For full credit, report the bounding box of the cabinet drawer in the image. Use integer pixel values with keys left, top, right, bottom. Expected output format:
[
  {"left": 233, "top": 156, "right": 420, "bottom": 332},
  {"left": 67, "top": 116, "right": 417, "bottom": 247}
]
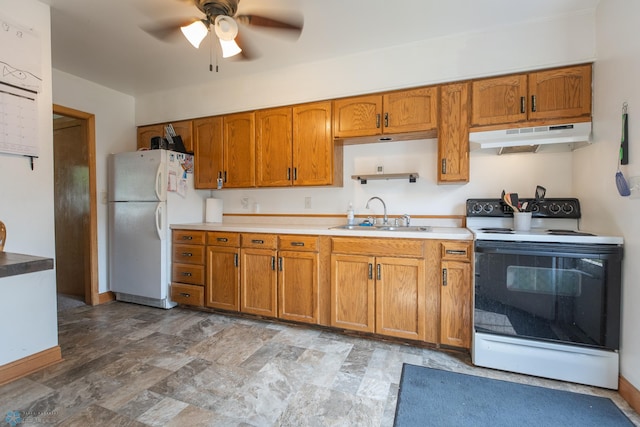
[
  {"left": 207, "top": 231, "right": 240, "bottom": 247},
  {"left": 172, "top": 263, "right": 205, "bottom": 285},
  {"left": 331, "top": 237, "right": 424, "bottom": 257},
  {"left": 278, "top": 235, "right": 319, "bottom": 252},
  {"left": 441, "top": 241, "right": 472, "bottom": 262},
  {"left": 241, "top": 233, "right": 277, "bottom": 249},
  {"left": 171, "top": 283, "right": 204, "bottom": 306},
  {"left": 173, "top": 244, "right": 205, "bottom": 264},
  {"left": 173, "top": 230, "right": 206, "bottom": 245}
]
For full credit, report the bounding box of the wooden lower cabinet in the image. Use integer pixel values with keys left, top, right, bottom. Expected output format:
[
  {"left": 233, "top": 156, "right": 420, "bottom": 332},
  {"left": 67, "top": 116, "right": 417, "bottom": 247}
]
[
  {"left": 205, "top": 232, "right": 240, "bottom": 311},
  {"left": 240, "top": 247, "right": 278, "bottom": 317},
  {"left": 278, "top": 250, "right": 319, "bottom": 323},
  {"left": 171, "top": 230, "right": 206, "bottom": 307},
  {"left": 330, "top": 238, "right": 426, "bottom": 341},
  {"left": 439, "top": 241, "right": 473, "bottom": 348}
]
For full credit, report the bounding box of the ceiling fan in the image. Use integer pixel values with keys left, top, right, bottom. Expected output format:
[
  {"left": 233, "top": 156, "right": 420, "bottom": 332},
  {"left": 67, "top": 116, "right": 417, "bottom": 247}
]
[{"left": 153, "top": 0, "right": 304, "bottom": 60}]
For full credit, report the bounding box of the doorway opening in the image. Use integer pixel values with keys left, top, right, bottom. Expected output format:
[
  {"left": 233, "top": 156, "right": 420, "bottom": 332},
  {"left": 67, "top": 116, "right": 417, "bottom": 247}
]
[{"left": 52, "top": 104, "right": 99, "bottom": 306}]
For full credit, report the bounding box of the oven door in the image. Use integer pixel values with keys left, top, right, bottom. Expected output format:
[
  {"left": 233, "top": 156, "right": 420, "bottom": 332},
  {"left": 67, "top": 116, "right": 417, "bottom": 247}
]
[{"left": 474, "top": 240, "right": 622, "bottom": 350}]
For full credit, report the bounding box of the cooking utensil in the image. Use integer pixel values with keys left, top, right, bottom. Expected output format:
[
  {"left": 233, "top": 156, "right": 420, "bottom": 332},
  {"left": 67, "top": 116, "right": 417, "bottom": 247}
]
[
  {"left": 535, "top": 185, "right": 546, "bottom": 201},
  {"left": 510, "top": 193, "right": 520, "bottom": 211},
  {"left": 501, "top": 190, "right": 518, "bottom": 212},
  {"left": 616, "top": 103, "right": 631, "bottom": 197}
]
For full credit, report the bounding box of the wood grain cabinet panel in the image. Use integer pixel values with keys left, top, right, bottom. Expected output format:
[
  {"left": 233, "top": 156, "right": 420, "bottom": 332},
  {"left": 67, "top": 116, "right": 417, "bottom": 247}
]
[
  {"left": 278, "top": 250, "right": 319, "bottom": 323},
  {"left": 330, "top": 253, "right": 376, "bottom": 332},
  {"left": 471, "top": 74, "right": 528, "bottom": 126},
  {"left": 241, "top": 247, "right": 278, "bottom": 317},
  {"left": 193, "top": 116, "right": 223, "bottom": 189},
  {"left": 439, "top": 240, "right": 473, "bottom": 349},
  {"left": 223, "top": 112, "right": 255, "bottom": 188},
  {"left": 171, "top": 230, "right": 206, "bottom": 307},
  {"left": 256, "top": 107, "right": 293, "bottom": 187},
  {"left": 383, "top": 87, "right": 438, "bottom": 134},
  {"left": 438, "top": 82, "right": 470, "bottom": 183},
  {"left": 136, "top": 124, "right": 164, "bottom": 150},
  {"left": 205, "top": 244, "right": 240, "bottom": 312}
]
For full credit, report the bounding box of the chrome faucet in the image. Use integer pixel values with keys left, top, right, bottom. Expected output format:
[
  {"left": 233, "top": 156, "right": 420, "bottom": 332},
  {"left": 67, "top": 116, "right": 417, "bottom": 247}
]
[{"left": 366, "top": 197, "right": 388, "bottom": 225}]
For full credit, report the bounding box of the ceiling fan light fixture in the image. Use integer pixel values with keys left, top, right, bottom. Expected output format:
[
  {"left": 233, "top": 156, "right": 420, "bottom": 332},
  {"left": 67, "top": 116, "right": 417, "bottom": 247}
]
[
  {"left": 181, "top": 20, "right": 209, "bottom": 48},
  {"left": 219, "top": 38, "right": 242, "bottom": 58},
  {"left": 214, "top": 15, "right": 239, "bottom": 41}
]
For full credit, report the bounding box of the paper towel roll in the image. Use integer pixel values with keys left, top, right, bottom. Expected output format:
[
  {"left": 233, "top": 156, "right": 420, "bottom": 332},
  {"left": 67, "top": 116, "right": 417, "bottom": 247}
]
[{"left": 205, "top": 198, "right": 223, "bottom": 223}]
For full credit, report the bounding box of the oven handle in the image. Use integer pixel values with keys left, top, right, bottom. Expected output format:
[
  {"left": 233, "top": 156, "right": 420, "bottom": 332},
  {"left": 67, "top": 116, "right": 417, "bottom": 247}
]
[{"left": 475, "top": 241, "right": 623, "bottom": 258}]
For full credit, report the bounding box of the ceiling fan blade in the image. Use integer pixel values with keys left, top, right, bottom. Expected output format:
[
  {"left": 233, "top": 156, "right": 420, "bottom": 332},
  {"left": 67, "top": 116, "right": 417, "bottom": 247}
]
[
  {"left": 141, "top": 18, "right": 199, "bottom": 42},
  {"left": 235, "top": 13, "right": 303, "bottom": 37},
  {"left": 232, "top": 31, "right": 260, "bottom": 61}
]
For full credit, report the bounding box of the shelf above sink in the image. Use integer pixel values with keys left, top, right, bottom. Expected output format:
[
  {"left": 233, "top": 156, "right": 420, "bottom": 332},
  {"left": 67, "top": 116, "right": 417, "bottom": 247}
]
[{"left": 351, "top": 172, "right": 419, "bottom": 184}]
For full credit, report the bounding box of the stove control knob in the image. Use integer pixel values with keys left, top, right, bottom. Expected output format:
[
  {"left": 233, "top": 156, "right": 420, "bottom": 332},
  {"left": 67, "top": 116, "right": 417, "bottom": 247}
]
[
  {"left": 548, "top": 203, "right": 561, "bottom": 214},
  {"left": 483, "top": 204, "right": 494, "bottom": 213},
  {"left": 562, "top": 203, "right": 574, "bottom": 214},
  {"left": 471, "top": 203, "right": 483, "bottom": 214}
]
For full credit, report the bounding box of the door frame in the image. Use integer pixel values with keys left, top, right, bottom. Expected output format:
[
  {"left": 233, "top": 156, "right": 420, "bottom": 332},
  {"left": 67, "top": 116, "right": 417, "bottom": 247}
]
[{"left": 53, "top": 104, "right": 99, "bottom": 305}]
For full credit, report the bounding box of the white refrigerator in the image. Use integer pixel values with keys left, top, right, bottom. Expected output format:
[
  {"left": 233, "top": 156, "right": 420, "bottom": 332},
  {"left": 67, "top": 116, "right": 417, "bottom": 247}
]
[{"left": 108, "top": 149, "right": 204, "bottom": 309}]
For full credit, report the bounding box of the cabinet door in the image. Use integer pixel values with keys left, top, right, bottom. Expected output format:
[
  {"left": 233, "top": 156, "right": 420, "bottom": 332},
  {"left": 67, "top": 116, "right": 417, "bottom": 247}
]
[
  {"left": 440, "top": 260, "right": 472, "bottom": 348},
  {"left": 333, "top": 95, "right": 383, "bottom": 138},
  {"left": 205, "top": 246, "right": 240, "bottom": 311},
  {"left": 256, "top": 107, "right": 293, "bottom": 187},
  {"left": 241, "top": 248, "right": 278, "bottom": 317},
  {"left": 438, "top": 83, "right": 470, "bottom": 183},
  {"left": 170, "top": 120, "right": 194, "bottom": 153},
  {"left": 471, "top": 74, "right": 528, "bottom": 126},
  {"left": 193, "top": 116, "right": 223, "bottom": 189},
  {"left": 528, "top": 64, "right": 592, "bottom": 121},
  {"left": 223, "top": 112, "right": 255, "bottom": 188},
  {"left": 375, "top": 257, "right": 425, "bottom": 340},
  {"left": 383, "top": 87, "right": 438, "bottom": 134},
  {"left": 293, "top": 101, "right": 335, "bottom": 186},
  {"left": 278, "top": 250, "right": 319, "bottom": 324},
  {"left": 137, "top": 124, "right": 164, "bottom": 150},
  {"left": 330, "top": 253, "right": 375, "bottom": 332}
]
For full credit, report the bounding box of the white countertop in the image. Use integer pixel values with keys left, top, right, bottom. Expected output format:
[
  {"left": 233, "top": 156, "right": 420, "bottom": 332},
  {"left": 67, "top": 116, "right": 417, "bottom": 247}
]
[{"left": 171, "top": 221, "right": 472, "bottom": 240}]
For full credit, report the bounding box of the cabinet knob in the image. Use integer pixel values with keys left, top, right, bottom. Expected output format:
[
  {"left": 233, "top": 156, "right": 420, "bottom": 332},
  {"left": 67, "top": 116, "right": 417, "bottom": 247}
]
[
  {"left": 520, "top": 96, "right": 526, "bottom": 114},
  {"left": 251, "top": 239, "right": 265, "bottom": 244},
  {"left": 442, "top": 268, "right": 448, "bottom": 286},
  {"left": 531, "top": 95, "right": 537, "bottom": 112},
  {"left": 290, "top": 242, "right": 305, "bottom": 247},
  {"left": 217, "top": 237, "right": 228, "bottom": 242},
  {"left": 181, "top": 252, "right": 193, "bottom": 257},
  {"left": 179, "top": 292, "right": 191, "bottom": 298},
  {"left": 445, "top": 249, "right": 467, "bottom": 256},
  {"left": 181, "top": 272, "right": 192, "bottom": 277},
  {"left": 182, "top": 236, "right": 193, "bottom": 240}
]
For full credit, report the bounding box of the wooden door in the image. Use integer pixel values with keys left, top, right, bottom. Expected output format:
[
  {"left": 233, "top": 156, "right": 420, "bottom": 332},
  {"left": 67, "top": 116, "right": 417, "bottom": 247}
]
[
  {"left": 240, "top": 248, "right": 278, "bottom": 317},
  {"left": 293, "top": 101, "right": 334, "bottom": 186},
  {"left": 137, "top": 124, "right": 164, "bottom": 150},
  {"left": 333, "top": 95, "right": 382, "bottom": 138},
  {"left": 375, "top": 256, "right": 425, "bottom": 340},
  {"left": 255, "top": 107, "right": 293, "bottom": 187},
  {"left": 169, "top": 120, "right": 193, "bottom": 153},
  {"left": 193, "top": 116, "right": 223, "bottom": 189},
  {"left": 278, "top": 250, "right": 319, "bottom": 323},
  {"left": 528, "top": 64, "right": 592, "bottom": 121},
  {"left": 205, "top": 246, "right": 240, "bottom": 311},
  {"left": 223, "top": 112, "right": 255, "bottom": 188},
  {"left": 440, "top": 260, "right": 472, "bottom": 348},
  {"left": 330, "top": 253, "right": 375, "bottom": 332},
  {"left": 53, "top": 117, "right": 90, "bottom": 298},
  {"left": 471, "top": 74, "right": 528, "bottom": 126},
  {"left": 383, "top": 87, "right": 438, "bottom": 134},
  {"left": 438, "top": 83, "right": 470, "bottom": 183}
]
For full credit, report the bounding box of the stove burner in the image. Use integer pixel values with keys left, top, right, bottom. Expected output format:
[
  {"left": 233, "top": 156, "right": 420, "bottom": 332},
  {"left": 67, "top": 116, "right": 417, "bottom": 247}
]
[
  {"left": 547, "top": 229, "right": 595, "bottom": 236},
  {"left": 480, "top": 227, "right": 514, "bottom": 234}
]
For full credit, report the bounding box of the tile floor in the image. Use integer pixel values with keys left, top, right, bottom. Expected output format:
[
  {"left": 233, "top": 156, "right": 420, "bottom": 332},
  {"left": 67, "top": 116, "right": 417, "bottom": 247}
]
[{"left": 1, "top": 302, "right": 638, "bottom": 426}]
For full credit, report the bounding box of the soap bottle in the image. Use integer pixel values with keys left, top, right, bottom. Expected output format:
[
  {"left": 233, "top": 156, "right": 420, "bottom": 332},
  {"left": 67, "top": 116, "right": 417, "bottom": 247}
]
[{"left": 347, "top": 202, "right": 355, "bottom": 225}]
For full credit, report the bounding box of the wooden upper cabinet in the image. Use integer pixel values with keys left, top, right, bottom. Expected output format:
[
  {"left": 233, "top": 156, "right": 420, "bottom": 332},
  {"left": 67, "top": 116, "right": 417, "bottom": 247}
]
[
  {"left": 137, "top": 124, "right": 164, "bottom": 150},
  {"left": 333, "top": 95, "right": 383, "bottom": 138},
  {"left": 293, "top": 101, "right": 336, "bottom": 186},
  {"left": 256, "top": 107, "right": 293, "bottom": 187},
  {"left": 383, "top": 87, "right": 438, "bottom": 134},
  {"left": 438, "top": 82, "right": 470, "bottom": 184},
  {"left": 471, "top": 64, "right": 592, "bottom": 127},
  {"left": 193, "top": 116, "right": 223, "bottom": 189},
  {"left": 223, "top": 112, "right": 255, "bottom": 188},
  {"left": 471, "top": 74, "right": 528, "bottom": 126},
  {"left": 528, "top": 64, "right": 592, "bottom": 121},
  {"left": 333, "top": 88, "right": 438, "bottom": 139},
  {"left": 170, "top": 120, "right": 194, "bottom": 153}
]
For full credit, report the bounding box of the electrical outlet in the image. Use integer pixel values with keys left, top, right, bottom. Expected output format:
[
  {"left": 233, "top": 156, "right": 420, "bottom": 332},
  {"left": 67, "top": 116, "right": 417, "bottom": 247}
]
[
  {"left": 304, "top": 196, "right": 312, "bottom": 209},
  {"left": 376, "top": 164, "right": 384, "bottom": 174},
  {"left": 629, "top": 176, "right": 640, "bottom": 199},
  {"left": 241, "top": 197, "right": 249, "bottom": 209}
]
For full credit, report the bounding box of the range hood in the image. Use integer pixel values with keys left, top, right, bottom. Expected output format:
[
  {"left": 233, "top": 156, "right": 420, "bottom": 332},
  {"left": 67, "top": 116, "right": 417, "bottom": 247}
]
[{"left": 469, "top": 122, "right": 592, "bottom": 155}]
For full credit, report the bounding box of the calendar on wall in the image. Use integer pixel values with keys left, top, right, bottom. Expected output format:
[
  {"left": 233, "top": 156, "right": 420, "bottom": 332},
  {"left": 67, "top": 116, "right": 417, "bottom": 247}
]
[{"left": 0, "top": 13, "right": 41, "bottom": 157}]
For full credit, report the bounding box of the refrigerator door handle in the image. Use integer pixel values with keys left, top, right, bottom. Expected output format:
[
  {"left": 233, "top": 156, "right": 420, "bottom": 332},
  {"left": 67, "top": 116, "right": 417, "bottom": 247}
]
[
  {"left": 155, "top": 202, "right": 164, "bottom": 240},
  {"left": 155, "top": 163, "right": 166, "bottom": 201}
]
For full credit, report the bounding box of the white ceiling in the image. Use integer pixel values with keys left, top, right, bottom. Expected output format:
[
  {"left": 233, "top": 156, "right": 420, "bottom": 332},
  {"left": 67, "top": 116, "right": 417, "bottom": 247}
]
[{"left": 39, "top": 0, "right": 599, "bottom": 97}]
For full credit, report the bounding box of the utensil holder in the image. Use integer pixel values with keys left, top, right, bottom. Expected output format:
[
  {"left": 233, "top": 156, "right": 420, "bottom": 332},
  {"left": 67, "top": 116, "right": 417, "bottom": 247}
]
[{"left": 513, "top": 212, "right": 532, "bottom": 231}]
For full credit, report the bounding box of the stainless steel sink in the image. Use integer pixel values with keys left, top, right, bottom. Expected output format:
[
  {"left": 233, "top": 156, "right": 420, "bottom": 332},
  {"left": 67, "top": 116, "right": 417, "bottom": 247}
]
[{"left": 330, "top": 224, "right": 431, "bottom": 232}]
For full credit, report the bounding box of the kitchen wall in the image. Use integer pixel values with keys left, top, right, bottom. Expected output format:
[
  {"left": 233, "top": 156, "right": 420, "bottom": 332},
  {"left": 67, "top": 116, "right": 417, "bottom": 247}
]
[
  {"left": 52, "top": 69, "right": 135, "bottom": 295},
  {"left": 575, "top": 0, "right": 640, "bottom": 393},
  {"left": 0, "top": 0, "right": 57, "bottom": 365}
]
